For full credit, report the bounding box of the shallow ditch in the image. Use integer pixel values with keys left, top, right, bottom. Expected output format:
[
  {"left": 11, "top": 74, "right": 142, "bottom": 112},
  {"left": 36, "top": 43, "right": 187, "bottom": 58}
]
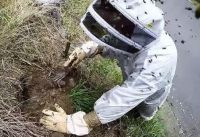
[{"left": 16, "top": 69, "right": 76, "bottom": 125}]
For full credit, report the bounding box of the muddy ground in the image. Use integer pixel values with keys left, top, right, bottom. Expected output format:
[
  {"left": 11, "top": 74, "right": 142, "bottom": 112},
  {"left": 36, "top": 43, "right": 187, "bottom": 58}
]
[
  {"left": 16, "top": 69, "right": 123, "bottom": 137},
  {"left": 17, "top": 69, "right": 77, "bottom": 121}
]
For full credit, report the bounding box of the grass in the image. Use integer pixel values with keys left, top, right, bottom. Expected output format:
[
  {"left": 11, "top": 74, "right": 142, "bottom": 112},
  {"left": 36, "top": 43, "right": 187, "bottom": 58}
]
[
  {"left": 62, "top": 0, "right": 92, "bottom": 42},
  {"left": 69, "top": 53, "right": 123, "bottom": 113},
  {"left": 124, "top": 115, "right": 165, "bottom": 137},
  {"left": 83, "top": 57, "right": 123, "bottom": 90},
  {"left": 70, "top": 81, "right": 99, "bottom": 113},
  {"left": 0, "top": 0, "right": 169, "bottom": 136},
  {"left": 70, "top": 57, "right": 123, "bottom": 113}
]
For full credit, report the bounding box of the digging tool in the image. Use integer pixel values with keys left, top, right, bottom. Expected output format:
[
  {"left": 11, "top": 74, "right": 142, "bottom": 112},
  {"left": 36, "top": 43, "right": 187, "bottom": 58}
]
[
  {"left": 51, "top": 47, "right": 87, "bottom": 87},
  {"left": 51, "top": 67, "right": 72, "bottom": 87},
  {"left": 51, "top": 41, "right": 103, "bottom": 86}
]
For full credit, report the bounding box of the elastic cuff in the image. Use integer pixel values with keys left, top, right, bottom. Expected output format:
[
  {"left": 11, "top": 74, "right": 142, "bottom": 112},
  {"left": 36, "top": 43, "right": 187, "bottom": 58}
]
[{"left": 83, "top": 111, "right": 101, "bottom": 128}]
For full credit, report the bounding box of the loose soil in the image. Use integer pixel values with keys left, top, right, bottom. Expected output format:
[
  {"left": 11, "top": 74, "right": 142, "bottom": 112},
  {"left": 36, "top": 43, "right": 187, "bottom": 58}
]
[
  {"left": 16, "top": 68, "right": 123, "bottom": 137},
  {"left": 17, "top": 68, "right": 78, "bottom": 121}
]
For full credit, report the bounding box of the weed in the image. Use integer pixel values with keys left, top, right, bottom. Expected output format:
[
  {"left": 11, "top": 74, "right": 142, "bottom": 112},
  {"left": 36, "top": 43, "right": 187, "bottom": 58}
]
[{"left": 70, "top": 81, "right": 99, "bottom": 113}]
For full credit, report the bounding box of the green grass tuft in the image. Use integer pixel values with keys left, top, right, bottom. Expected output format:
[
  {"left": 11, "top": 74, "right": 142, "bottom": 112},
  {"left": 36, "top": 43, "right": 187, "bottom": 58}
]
[
  {"left": 70, "top": 81, "right": 99, "bottom": 113},
  {"left": 124, "top": 114, "right": 165, "bottom": 137},
  {"left": 70, "top": 57, "right": 123, "bottom": 113}
]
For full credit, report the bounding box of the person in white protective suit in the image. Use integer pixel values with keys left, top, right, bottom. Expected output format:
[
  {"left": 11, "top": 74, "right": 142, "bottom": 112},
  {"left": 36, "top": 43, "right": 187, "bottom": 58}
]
[{"left": 40, "top": 0, "right": 177, "bottom": 136}]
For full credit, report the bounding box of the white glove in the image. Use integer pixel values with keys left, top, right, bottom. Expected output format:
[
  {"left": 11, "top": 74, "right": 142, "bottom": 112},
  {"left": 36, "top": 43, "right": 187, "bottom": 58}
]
[
  {"left": 40, "top": 104, "right": 90, "bottom": 136},
  {"left": 64, "top": 41, "right": 101, "bottom": 68},
  {"left": 63, "top": 47, "right": 86, "bottom": 68},
  {"left": 81, "top": 41, "right": 99, "bottom": 57}
]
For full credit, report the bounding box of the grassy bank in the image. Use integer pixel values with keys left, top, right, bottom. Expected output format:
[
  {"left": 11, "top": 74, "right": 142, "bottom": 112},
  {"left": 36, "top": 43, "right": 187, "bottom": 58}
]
[
  {"left": 0, "top": 0, "right": 169, "bottom": 137},
  {"left": 0, "top": 0, "right": 67, "bottom": 136}
]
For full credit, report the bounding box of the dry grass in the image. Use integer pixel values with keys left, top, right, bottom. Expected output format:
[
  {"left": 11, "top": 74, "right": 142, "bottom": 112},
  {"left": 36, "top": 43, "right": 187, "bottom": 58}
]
[
  {"left": 62, "top": 0, "right": 91, "bottom": 42},
  {"left": 0, "top": 101, "right": 47, "bottom": 137},
  {"left": 0, "top": 0, "right": 68, "bottom": 136}
]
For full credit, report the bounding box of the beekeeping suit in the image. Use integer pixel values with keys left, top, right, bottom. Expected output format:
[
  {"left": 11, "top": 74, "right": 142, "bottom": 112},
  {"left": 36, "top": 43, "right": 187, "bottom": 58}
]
[{"left": 40, "top": 0, "right": 177, "bottom": 136}]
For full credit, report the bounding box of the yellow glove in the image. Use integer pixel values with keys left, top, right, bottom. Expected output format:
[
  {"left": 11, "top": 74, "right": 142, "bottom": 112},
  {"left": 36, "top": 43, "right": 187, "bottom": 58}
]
[
  {"left": 40, "top": 104, "right": 91, "bottom": 136},
  {"left": 40, "top": 104, "right": 68, "bottom": 133},
  {"left": 64, "top": 41, "right": 102, "bottom": 68}
]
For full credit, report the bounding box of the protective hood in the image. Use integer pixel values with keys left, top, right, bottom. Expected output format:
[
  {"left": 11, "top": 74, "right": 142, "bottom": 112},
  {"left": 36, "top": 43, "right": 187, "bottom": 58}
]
[{"left": 80, "top": 0, "right": 165, "bottom": 54}]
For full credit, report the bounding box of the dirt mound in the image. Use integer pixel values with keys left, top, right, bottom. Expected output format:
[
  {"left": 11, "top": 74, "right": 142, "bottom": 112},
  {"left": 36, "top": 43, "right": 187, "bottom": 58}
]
[
  {"left": 17, "top": 69, "right": 78, "bottom": 121},
  {"left": 16, "top": 69, "right": 78, "bottom": 137},
  {"left": 15, "top": 68, "right": 125, "bottom": 137}
]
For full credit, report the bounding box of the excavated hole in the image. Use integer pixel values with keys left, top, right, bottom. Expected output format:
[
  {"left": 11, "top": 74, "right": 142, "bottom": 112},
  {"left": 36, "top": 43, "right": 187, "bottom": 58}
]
[
  {"left": 16, "top": 68, "right": 125, "bottom": 137},
  {"left": 16, "top": 68, "right": 78, "bottom": 122}
]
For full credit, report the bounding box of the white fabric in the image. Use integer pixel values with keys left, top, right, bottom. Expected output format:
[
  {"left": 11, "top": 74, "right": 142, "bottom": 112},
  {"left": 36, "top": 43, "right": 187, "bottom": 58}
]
[
  {"left": 95, "top": 32, "right": 177, "bottom": 124},
  {"left": 34, "top": 0, "right": 63, "bottom": 5},
  {"left": 67, "top": 111, "right": 91, "bottom": 136},
  {"left": 93, "top": 1, "right": 177, "bottom": 124},
  {"left": 81, "top": 41, "right": 99, "bottom": 57}
]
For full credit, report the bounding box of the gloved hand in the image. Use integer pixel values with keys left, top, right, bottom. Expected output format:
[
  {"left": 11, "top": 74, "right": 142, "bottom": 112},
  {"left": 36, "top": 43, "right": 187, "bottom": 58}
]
[
  {"left": 40, "top": 104, "right": 91, "bottom": 136},
  {"left": 64, "top": 41, "right": 102, "bottom": 68}
]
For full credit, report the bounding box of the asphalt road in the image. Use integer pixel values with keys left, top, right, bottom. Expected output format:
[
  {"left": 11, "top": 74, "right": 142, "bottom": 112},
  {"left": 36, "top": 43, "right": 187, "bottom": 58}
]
[{"left": 157, "top": 0, "right": 200, "bottom": 137}]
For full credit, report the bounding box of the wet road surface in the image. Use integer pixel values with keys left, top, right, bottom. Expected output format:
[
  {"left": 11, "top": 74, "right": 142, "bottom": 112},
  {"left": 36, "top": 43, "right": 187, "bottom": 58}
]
[{"left": 157, "top": 0, "right": 200, "bottom": 136}]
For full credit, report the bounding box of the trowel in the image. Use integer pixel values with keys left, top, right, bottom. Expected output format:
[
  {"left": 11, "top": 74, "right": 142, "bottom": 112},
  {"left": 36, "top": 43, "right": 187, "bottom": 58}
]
[{"left": 50, "top": 42, "right": 75, "bottom": 87}]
